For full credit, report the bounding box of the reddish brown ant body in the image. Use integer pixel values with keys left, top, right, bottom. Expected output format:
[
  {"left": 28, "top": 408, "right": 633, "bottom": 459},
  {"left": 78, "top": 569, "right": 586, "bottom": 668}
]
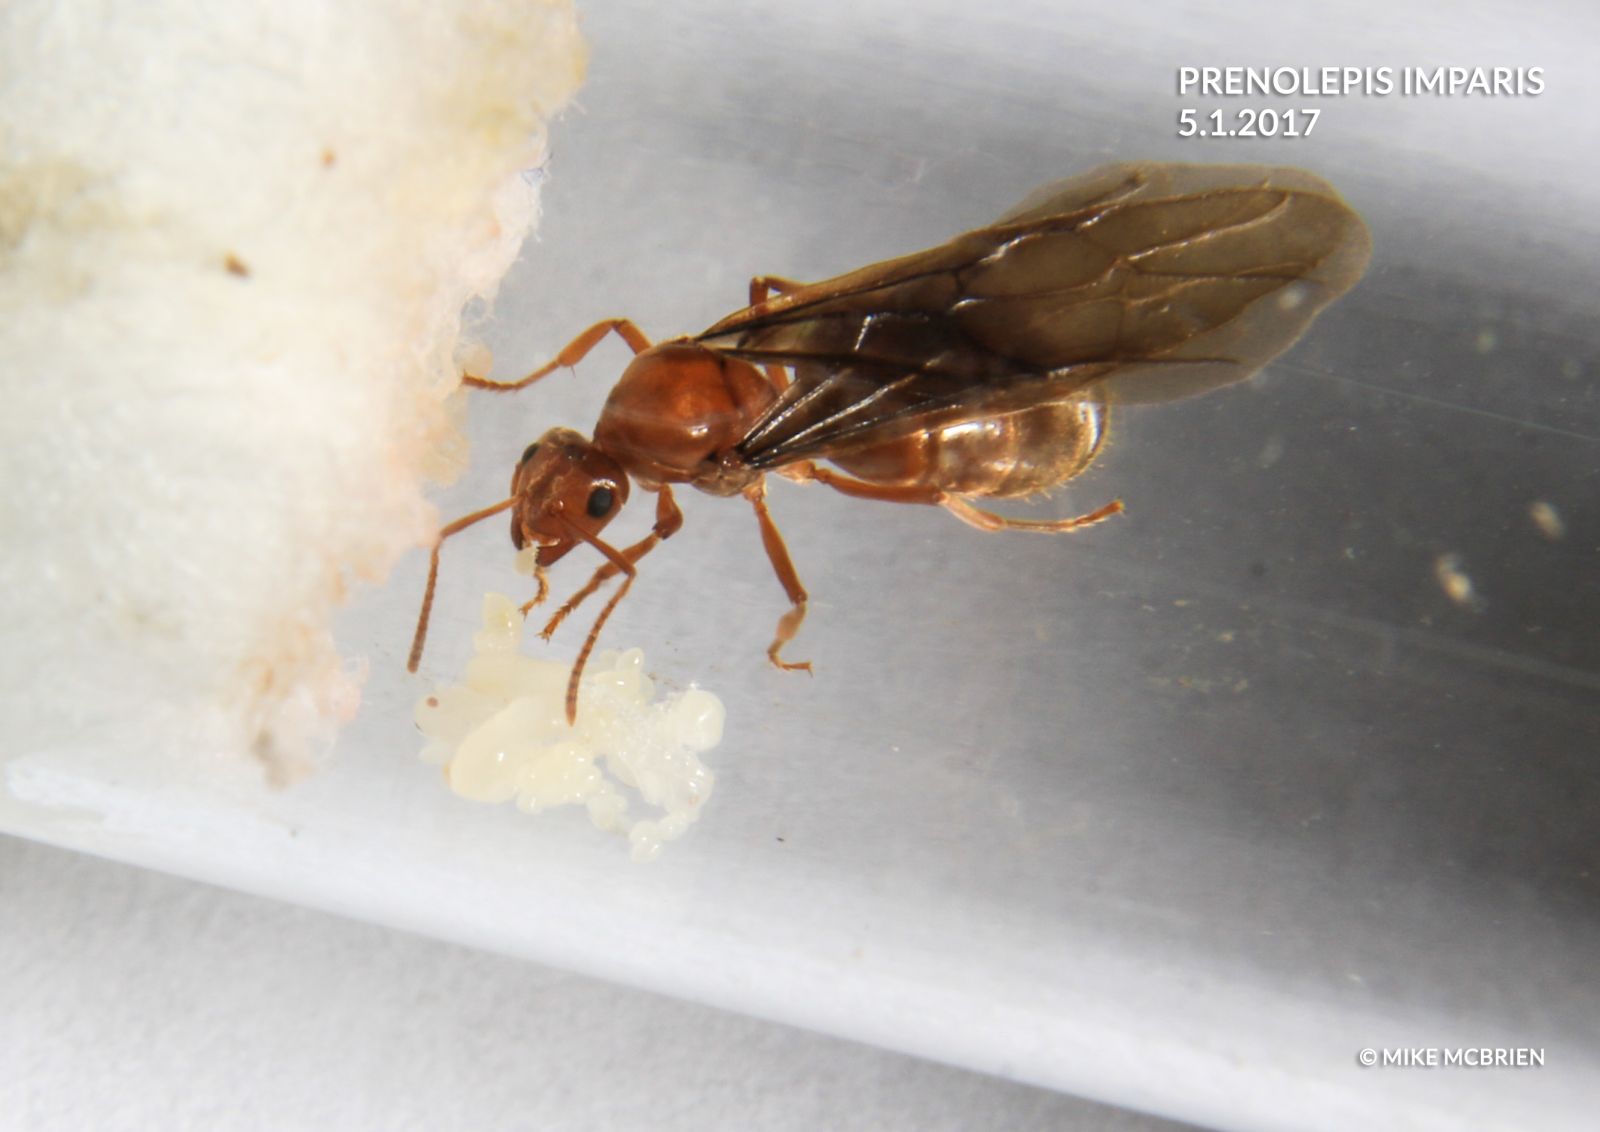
[{"left": 409, "top": 162, "right": 1371, "bottom": 722}]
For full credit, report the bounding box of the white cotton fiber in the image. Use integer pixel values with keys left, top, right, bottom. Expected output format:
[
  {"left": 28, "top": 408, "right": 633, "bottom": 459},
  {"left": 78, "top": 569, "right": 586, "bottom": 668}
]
[{"left": 0, "top": 1, "right": 585, "bottom": 780}]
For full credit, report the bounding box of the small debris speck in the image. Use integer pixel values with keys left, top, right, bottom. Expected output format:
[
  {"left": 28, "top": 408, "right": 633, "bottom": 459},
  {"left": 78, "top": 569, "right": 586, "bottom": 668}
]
[
  {"left": 1434, "top": 553, "right": 1483, "bottom": 610},
  {"left": 1528, "top": 500, "right": 1565, "bottom": 541}
]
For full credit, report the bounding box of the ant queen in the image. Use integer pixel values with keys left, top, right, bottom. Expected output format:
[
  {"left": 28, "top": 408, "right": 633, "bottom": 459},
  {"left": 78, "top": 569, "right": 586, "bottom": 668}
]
[{"left": 409, "top": 162, "right": 1371, "bottom": 722}]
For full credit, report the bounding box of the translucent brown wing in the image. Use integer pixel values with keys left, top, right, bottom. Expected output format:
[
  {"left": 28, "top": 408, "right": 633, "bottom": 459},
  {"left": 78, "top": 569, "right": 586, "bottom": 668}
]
[{"left": 699, "top": 162, "right": 1371, "bottom": 469}]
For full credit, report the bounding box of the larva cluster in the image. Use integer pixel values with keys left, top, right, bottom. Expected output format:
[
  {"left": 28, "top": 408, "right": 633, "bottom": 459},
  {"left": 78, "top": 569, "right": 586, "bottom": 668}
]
[{"left": 415, "top": 594, "right": 722, "bottom": 861}]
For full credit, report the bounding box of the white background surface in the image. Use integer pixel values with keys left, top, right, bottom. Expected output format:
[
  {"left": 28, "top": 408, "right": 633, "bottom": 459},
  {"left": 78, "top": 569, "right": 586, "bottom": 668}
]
[
  {"left": 0, "top": 834, "right": 1197, "bottom": 1131},
  {"left": 5, "top": 2, "right": 1599, "bottom": 1129}
]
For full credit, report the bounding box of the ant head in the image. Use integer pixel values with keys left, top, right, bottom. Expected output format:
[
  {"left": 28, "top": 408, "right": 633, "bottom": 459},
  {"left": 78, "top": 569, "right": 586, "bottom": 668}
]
[{"left": 510, "top": 428, "right": 630, "bottom": 566}]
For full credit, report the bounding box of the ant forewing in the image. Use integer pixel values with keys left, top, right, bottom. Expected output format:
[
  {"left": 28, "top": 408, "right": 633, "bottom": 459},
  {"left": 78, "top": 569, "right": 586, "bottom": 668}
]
[{"left": 409, "top": 161, "right": 1372, "bottom": 723}]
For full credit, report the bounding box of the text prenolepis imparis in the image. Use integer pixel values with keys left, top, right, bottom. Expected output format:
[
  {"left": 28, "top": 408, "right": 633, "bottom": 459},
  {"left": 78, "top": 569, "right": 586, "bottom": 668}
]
[{"left": 409, "top": 162, "right": 1371, "bottom": 722}]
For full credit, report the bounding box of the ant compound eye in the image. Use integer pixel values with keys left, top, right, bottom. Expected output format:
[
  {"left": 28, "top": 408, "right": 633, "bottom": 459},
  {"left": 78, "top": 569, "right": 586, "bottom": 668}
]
[
  {"left": 586, "top": 485, "right": 615, "bottom": 519},
  {"left": 520, "top": 442, "right": 540, "bottom": 464}
]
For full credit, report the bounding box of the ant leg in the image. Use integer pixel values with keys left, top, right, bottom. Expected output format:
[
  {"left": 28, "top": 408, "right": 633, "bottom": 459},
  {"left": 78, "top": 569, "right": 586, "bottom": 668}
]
[
  {"left": 782, "top": 461, "right": 1123, "bottom": 533},
  {"left": 552, "top": 487, "right": 685, "bottom": 724},
  {"left": 941, "top": 495, "right": 1124, "bottom": 534},
  {"left": 747, "top": 275, "right": 808, "bottom": 307},
  {"left": 461, "top": 318, "right": 652, "bottom": 393},
  {"left": 742, "top": 478, "right": 811, "bottom": 673},
  {"left": 539, "top": 486, "right": 683, "bottom": 640},
  {"left": 408, "top": 495, "right": 520, "bottom": 671},
  {"left": 779, "top": 461, "right": 945, "bottom": 505},
  {"left": 539, "top": 565, "right": 617, "bottom": 640},
  {"left": 516, "top": 565, "right": 550, "bottom": 617},
  {"left": 746, "top": 278, "right": 805, "bottom": 392}
]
